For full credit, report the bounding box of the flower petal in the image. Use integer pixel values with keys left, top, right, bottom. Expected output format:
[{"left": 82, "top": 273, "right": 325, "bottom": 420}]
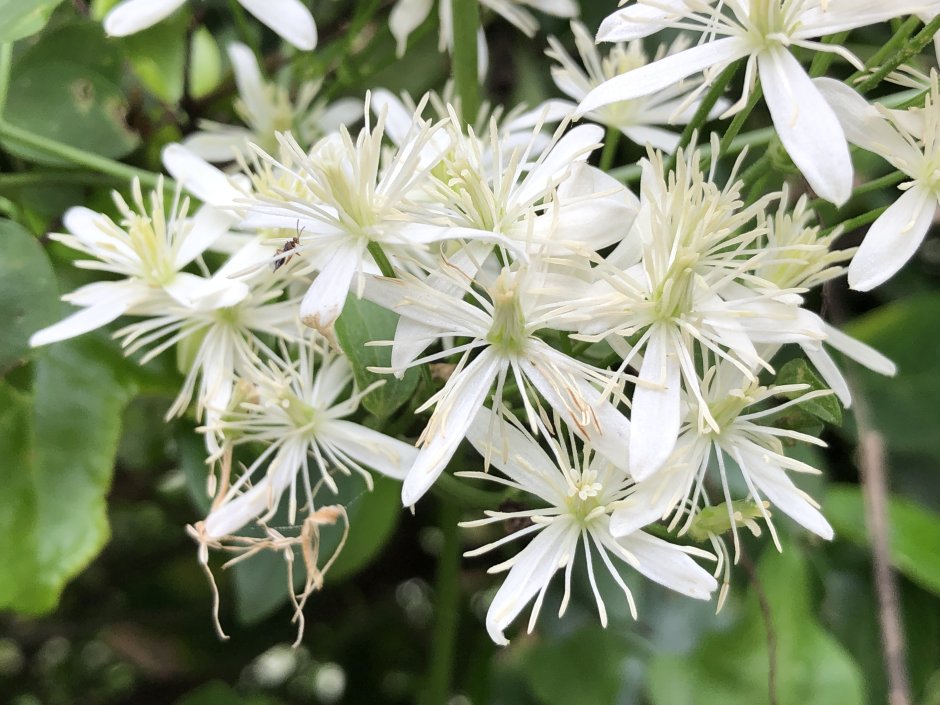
[
  {"left": 849, "top": 186, "right": 935, "bottom": 291},
  {"left": 29, "top": 297, "right": 131, "bottom": 347},
  {"left": 323, "top": 420, "right": 418, "bottom": 480},
  {"left": 174, "top": 205, "right": 236, "bottom": 268},
  {"left": 596, "top": 0, "right": 692, "bottom": 43},
  {"left": 238, "top": 0, "right": 317, "bottom": 50},
  {"left": 103, "top": 0, "right": 186, "bottom": 36},
  {"left": 630, "top": 326, "right": 681, "bottom": 481},
  {"left": 389, "top": 0, "right": 433, "bottom": 56},
  {"left": 162, "top": 143, "right": 245, "bottom": 208},
  {"left": 616, "top": 531, "right": 717, "bottom": 599},
  {"left": 577, "top": 37, "right": 748, "bottom": 115},
  {"left": 300, "top": 244, "right": 360, "bottom": 334},
  {"left": 758, "top": 47, "right": 852, "bottom": 205},
  {"left": 796, "top": 0, "right": 940, "bottom": 36},
  {"left": 485, "top": 520, "right": 576, "bottom": 645},
  {"left": 401, "top": 349, "right": 501, "bottom": 506},
  {"left": 227, "top": 42, "right": 274, "bottom": 131}
]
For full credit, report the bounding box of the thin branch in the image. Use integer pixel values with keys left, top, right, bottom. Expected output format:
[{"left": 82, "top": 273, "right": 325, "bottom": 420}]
[{"left": 740, "top": 550, "right": 779, "bottom": 705}]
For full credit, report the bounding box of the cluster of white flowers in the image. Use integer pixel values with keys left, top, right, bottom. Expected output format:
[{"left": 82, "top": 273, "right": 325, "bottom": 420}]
[{"left": 34, "top": 0, "right": 940, "bottom": 644}]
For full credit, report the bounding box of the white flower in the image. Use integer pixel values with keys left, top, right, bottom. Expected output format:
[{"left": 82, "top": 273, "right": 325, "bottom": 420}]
[
  {"left": 546, "top": 22, "right": 729, "bottom": 151},
  {"left": 202, "top": 338, "right": 417, "bottom": 539},
  {"left": 579, "top": 0, "right": 940, "bottom": 205},
  {"left": 815, "top": 72, "right": 940, "bottom": 290},
  {"left": 104, "top": 0, "right": 317, "bottom": 51},
  {"left": 609, "top": 361, "right": 836, "bottom": 554},
  {"left": 29, "top": 179, "right": 232, "bottom": 348},
  {"left": 460, "top": 408, "right": 718, "bottom": 645},
  {"left": 366, "top": 260, "right": 633, "bottom": 507},
  {"left": 568, "top": 144, "right": 824, "bottom": 481},
  {"left": 183, "top": 43, "right": 362, "bottom": 162}
]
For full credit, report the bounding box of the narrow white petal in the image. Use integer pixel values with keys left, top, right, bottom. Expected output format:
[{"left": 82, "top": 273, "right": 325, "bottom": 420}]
[
  {"left": 182, "top": 129, "right": 254, "bottom": 162},
  {"left": 797, "top": 0, "right": 940, "bottom": 36},
  {"left": 174, "top": 205, "right": 236, "bottom": 268},
  {"left": 513, "top": 124, "right": 604, "bottom": 207},
  {"left": 485, "top": 521, "right": 575, "bottom": 645},
  {"left": 630, "top": 327, "right": 681, "bottom": 481},
  {"left": 227, "top": 42, "right": 274, "bottom": 131},
  {"left": 103, "top": 0, "right": 186, "bottom": 36},
  {"left": 758, "top": 47, "right": 852, "bottom": 206},
  {"left": 300, "top": 245, "right": 360, "bottom": 334},
  {"left": 577, "top": 37, "right": 748, "bottom": 115},
  {"left": 317, "top": 98, "right": 364, "bottom": 133},
  {"left": 238, "top": 0, "right": 317, "bottom": 50},
  {"left": 609, "top": 463, "right": 692, "bottom": 536},
  {"left": 389, "top": 0, "right": 434, "bottom": 56},
  {"left": 737, "top": 443, "right": 834, "bottom": 540},
  {"left": 821, "top": 321, "right": 897, "bottom": 377},
  {"left": 596, "top": 0, "right": 691, "bottom": 43},
  {"left": 622, "top": 125, "right": 681, "bottom": 152},
  {"left": 803, "top": 343, "right": 852, "bottom": 407},
  {"left": 30, "top": 298, "right": 130, "bottom": 347},
  {"left": 849, "top": 186, "right": 936, "bottom": 291},
  {"left": 162, "top": 144, "right": 244, "bottom": 208},
  {"left": 616, "top": 531, "right": 718, "bottom": 599},
  {"left": 812, "top": 78, "right": 917, "bottom": 162},
  {"left": 323, "top": 420, "right": 418, "bottom": 480},
  {"left": 401, "top": 350, "right": 501, "bottom": 506},
  {"left": 507, "top": 99, "right": 576, "bottom": 130}
]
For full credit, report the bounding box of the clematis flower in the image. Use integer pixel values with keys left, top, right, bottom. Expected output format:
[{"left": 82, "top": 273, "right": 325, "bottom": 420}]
[
  {"left": 815, "top": 72, "right": 940, "bottom": 290},
  {"left": 202, "top": 338, "right": 417, "bottom": 539},
  {"left": 578, "top": 0, "right": 940, "bottom": 205},
  {"left": 609, "top": 361, "right": 836, "bottom": 555},
  {"left": 568, "top": 144, "right": 825, "bottom": 481},
  {"left": 29, "top": 178, "right": 234, "bottom": 348},
  {"left": 546, "top": 21, "right": 730, "bottom": 151},
  {"left": 184, "top": 43, "right": 362, "bottom": 162},
  {"left": 460, "top": 408, "right": 718, "bottom": 645},
  {"left": 366, "top": 259, "right": 633, "bottom": 507},
  {"left": 104, "top": 0, "right": 317, "bottom": 50}
]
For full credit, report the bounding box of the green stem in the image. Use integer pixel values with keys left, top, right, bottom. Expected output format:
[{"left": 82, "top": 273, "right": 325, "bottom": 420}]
[
  {"left": 809, "top": 170, "right": 906, "bottom": 211},
  {"left": 599, "top": 126, "right": 620, "bottom": 172},
  {"left": 702, "top": 84, "right": 763, "bottom": 172},
  {"left": 367, "top": 241, "right": 396, "bottom": 278},
  {"left": 424, "top": 500, "right": 461, "bottom": 705},
  {"left": 451, "top": 0, "right": 480, "bottom": 121},
  {"left": 822, "top": 205, "right": 889, "bottom": 237},
  {"left": 0, "top": 43, "right": 12, "bottom": 118},
  {"left": 855, "top": 15, "right": 940, "bottom": 95},
  {"left": 0, "top": 171, "right": 125, "bottom": 190},
  {"left": 0, "top": 119, "right": 168, "bottom": 190},
  {"left": 665, "top": 60, "right": 740, "bottom": 172},
  {"left": 852, "top": 16, "right": 919, "bottom": 82}
]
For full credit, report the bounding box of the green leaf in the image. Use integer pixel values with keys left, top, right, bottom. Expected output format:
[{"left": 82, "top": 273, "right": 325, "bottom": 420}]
[
  {"left": 0, "top": 0, "right": 66, "bottom": 43},
  {"left": 0, "top": 219, "right": 59, "bottom": 371},
  {"left": 520, "top": 626, "right": 631, "bottom": 705},
  {"left": 775, "top": 357, "right": 843, "bottom": 425},
  {"left": 3, "top": 20, "right": 138, "bottom": 165},
  {"left": 334, "top": 295, "right": 420, "bottom": 419},
  {"left": 648, "top": 548, "right": 864, "bottom": 705},
  {"left": 188, "top": 27, "right": 223, "bottom": 100},
  {"left": 825, "top": 484, "right": 940, "bottom": 596},
  {"left": 0, "top": 337, "right": 136, "bottom": 613},
  {"left": 842, "top": 293, "right": 940, "bottom": 460},
  {"left": 232, "top": 473, "right": 402, "bottom": 624}
]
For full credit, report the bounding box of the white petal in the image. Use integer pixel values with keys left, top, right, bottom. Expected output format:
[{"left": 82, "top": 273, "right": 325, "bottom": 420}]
[
  {"left": 803, "top": 343, "right": 852, "bottom": 407},
  {"left": 630, "top": 327, "right": 681, "bottom": 481},
  {"left": 849, "top": 186, "right": 936, "bottom": 291},
  {"left": 736, "top": 443, "right": 834, "bottom": 540},
  {"left": 596, "top": 0, "right": 691, "bottom": 43},
  {"left": 466, "top": 406, "right": 571, "bottom": 506},
  {"left": 182, "top": 128, "right": 254, "bottom": 162},
  {"left": 227, "top": 42, "right": 274, "bottom": 131},
  {"left": 507, "top": 99, "right": 576, "bottom": 130},
  {"left": 30, "top": 298, "right": 131, "bottom": 347},
  {"left": 162, "top": 144, "right": 244, "bottom": 208},
  {"left": 609, "top": 463, "right": 692, "bottom": 536},
  {"left": 389, "top": 0, "right": 433, "bottom": 56},
  {"left": 401, "top": 350, "right": 501, "bottom": 506},
  {"left": 821, "top": 321, "right": 897, "bottom": 377},
  {"left": 622, "top": 125, "right": 681, "bottom": 152},
  {"left": 577, "top": 37, "right": 748, "bottom": 115},
  {"left": 758, "top": 47, "right": 852, "bottom": 205},
  {"left": 300, "top": 245, "right": 360, "bottom": 334},
  {"left": 485, "top": 521, "right": 576, "bottom": 645},
  {"left": 513, "top": 124, "right": 604, "bottom": 207},
  {"left": 238, "top": 0, "right": 317, "bottom": 50},
  {"left": 812, "top": 78, "right": 917, "bottom": 163},
  {"left": 174, "top": 205, "right": 236, "bottom": 268},
  {"left": 616, "top": 531, "right": 717, "bottom": 599},
  {"left": 796, "top": 0, "right": 940, "bottom": 36},
  {"left": 323, "top": 420, "right": 418, "bottom": 480},
  {"left": 317, "top": 98, "right": 364, "bottom": 133},
  {"left": 103, "top": 0, "right": 186, "bottom": 36}
]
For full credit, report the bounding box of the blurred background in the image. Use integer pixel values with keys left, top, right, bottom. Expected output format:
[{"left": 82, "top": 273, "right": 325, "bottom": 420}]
[{"left": 2, "top": 1, "right": 940, "bottom": 704}]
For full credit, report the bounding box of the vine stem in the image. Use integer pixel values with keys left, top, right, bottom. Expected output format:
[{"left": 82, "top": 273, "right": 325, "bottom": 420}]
[
  {"left": 0, "top": 43, "right": 12, "bottom": 117},
  {"left": 0, "top": 119, "right": 169, "bottom": 191},
  {"left": 451, "top": 0, "right": 480, "bottom": 122},
  {"left": 424, "top": 501, "right": 462, "bottom": 705}
]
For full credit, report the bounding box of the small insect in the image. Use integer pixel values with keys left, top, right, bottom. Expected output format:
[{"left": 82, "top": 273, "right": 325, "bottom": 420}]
[{"left": 272, "top": 228, "right": 303, "bottom": 271}]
